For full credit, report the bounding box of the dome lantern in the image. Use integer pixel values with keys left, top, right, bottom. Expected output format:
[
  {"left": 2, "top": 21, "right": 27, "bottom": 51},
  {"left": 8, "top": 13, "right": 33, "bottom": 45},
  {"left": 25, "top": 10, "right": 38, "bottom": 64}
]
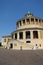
[{"left": 25, "top": 11, "right": 33, "bottom": 17}]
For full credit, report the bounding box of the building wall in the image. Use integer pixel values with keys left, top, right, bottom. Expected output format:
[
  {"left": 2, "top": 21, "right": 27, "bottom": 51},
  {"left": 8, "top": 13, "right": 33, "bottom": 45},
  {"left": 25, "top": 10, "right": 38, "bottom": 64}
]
[
  {"left": 7, "top": 39, "right": 43, "bottom": 50},
  {"left": 16, "top": 17, "right": 43, "bottom": 30},
  {"left": 2, "top": 27, "right": 43, "bottom": 50},
  {"left": 17, "top": 22, "right": 42, "bottom": 30},
  {"left": 2, "top": 13, "right": 43, "bottom": 50},
  {"left": 40, "top": 30, "right": 43, "bottom": 39},
  {"left": 7, "top": 29, "right": 43, "bottom": 50},
  {"left": 2, "top": 36, "right": 12, "bottom": 48}
]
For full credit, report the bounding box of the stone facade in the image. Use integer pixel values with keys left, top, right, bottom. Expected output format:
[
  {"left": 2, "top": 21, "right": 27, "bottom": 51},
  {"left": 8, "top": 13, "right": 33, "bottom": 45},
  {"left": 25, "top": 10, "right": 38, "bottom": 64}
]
[{"left": 2, "top": 12, "right": 43, "bottom": 50}]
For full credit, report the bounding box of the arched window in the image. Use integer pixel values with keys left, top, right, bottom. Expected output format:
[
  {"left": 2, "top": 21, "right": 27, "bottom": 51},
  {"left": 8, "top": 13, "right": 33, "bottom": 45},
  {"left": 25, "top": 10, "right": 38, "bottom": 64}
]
[{"left": 33, "top": 31, "right": 38, "bottom": 38}]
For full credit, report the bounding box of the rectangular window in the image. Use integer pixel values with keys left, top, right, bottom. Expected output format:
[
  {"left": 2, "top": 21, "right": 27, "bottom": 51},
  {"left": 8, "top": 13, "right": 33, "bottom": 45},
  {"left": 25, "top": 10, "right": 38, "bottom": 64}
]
[
  {"left": 26, "top": 19, "right": 30, "bottom": 24},
  {"left": 23, "top": 20, "right": 25, "bottom": 24},
  {"left": 26, "top": 31, "right": 31, "bottom": 39},
  {"left": 33, "top": 31, "right": 38, "bottom": 39},
  {"left": 31, "top": 18, "right": 34, "bottom": 24},
  {"left": 27, "top": 19, "right": 30, "bottom": 22},
  {"left": 31, "top": 18, "right": 34, "bottom": 21},
  {"left": 15, "top": 33, "right": 17, "bottom": 39},
  {"left": 35, "top": 19, "right": 38, "bottom": 23},
  {"left": 39, "top": 19, "right": 41, "bottom": 23},
  {"left": 19, "top": 32, "right": 23, "bottom": 39}
]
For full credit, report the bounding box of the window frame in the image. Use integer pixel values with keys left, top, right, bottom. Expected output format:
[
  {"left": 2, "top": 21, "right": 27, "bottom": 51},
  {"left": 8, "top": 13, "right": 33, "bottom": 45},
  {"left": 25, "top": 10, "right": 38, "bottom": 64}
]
[
  {"left": 19, "top": 32, "right": 23, "bottom": 39},
  {"left": 26, "top": 31, "right": 31, "bottom": 39},
  {"left": 15, "top": 33, "right": 17, "bottom": 40},
  {"left": 23, "top": 19, "right": 25, "bottom": 24},
  {"left": 33, "top": 31, "right": 38, "bottom": 39}
]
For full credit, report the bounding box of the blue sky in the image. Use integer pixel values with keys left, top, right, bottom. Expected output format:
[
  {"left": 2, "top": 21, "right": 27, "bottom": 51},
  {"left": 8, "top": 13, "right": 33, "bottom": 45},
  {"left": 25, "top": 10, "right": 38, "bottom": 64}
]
[{"left": 0, "top": 0, "right": 43, "bottom": 42}]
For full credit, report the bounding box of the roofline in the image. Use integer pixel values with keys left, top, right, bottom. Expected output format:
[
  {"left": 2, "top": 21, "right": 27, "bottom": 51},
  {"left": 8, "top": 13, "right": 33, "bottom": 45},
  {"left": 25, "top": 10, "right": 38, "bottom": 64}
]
[
  {"left": 16, "top": 16, "right": 43, "bottom": 24},
  {"left": 2, "top": 35, "right": 11, "bottom": 38}
]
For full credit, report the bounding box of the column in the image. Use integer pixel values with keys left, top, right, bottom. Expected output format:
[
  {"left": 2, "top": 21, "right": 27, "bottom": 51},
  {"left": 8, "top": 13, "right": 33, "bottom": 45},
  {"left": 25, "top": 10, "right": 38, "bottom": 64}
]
[
  {"left": 30, "top": 18, "right": 31, "bottom": 24},
  {"left": 34, "top": 18, "right": 35, "bottom": 24},
  {"left": 17, "top": 32, "right": 19, "bottom": 40},
  {"left": 23, "top": 31, "right": 25, "bottom": 39},
  {"left": 21, "top": 20, "right": 23, "bottom": 26},
  {"left": 31, "top": 31, "right": 33, "bottom": 39},
  {"left": 38, "top": 19, "right": 39, "bottom": 23},
  {"left": 38, "top": 30, "right": 40, "bottom": 39}
]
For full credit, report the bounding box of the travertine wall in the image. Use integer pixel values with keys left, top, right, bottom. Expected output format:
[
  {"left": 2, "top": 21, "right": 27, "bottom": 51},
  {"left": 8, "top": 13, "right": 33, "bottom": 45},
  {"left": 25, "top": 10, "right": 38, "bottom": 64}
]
[
  {"left": 2, "top": 36, "right": 12, "bottom": 48},
  {"left": 17, "top": 23, "right": 42, "bottom": 30},
  {"left": 40, "top": 30, "right": 43, "bottom": 39}
]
